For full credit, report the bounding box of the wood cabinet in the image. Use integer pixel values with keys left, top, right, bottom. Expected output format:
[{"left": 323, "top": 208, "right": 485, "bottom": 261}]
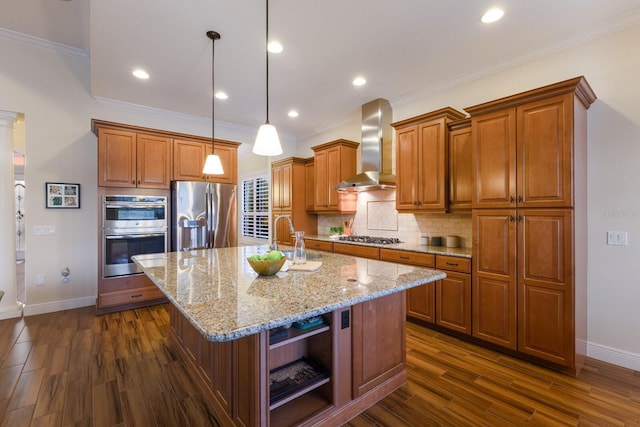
[
  {"left": 92, "top": 119, "right": 240, "bottom": 186},
  {"left": 304, "top": 158, "right": 315, "bottom": 211},
  {"left": 311, "top": 139, "right": 359, "bottom": 213},
  {"left": 173, "top": 138, "right": 238, "bottom": 184},
  {"left": 392, "top": 108, "right": 466, "bottom": 213},
  {"left": 448, "top": 118, "right": 473, "bottom": 211},
  {"left": 96, "top": 127, "right": 172, "bottom": 189},
  {"left": 333, "top": 242, "right": 379, "bottom": 259},
  {"left": 467, "top": 77, "right": 596, "bottom": 372},
  {"left": 380, "top": 249, "right": 436, "bottom": 323},
  {"left": 435, "top": 256, "right": 472, "bottom": 335},
  {"left": 271, "top": 158, "right": 317, "bottom": 247}
]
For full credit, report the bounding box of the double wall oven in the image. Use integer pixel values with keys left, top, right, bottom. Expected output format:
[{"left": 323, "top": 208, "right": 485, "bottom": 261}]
[{"left": 102, "top": 195, "right": 167, "bottom": 278}]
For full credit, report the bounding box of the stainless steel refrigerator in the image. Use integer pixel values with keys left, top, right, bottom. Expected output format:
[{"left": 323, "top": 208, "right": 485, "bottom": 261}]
[{"left": 171, "top": 181, "right": 237, "bottom": 251}]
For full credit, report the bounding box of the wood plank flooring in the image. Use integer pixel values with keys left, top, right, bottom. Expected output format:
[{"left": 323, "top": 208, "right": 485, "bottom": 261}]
[{"left": 0, "top": 304, "right": 638, "bottom": 426}]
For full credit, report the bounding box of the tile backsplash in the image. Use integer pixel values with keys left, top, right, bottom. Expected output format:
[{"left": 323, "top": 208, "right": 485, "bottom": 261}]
[{"left": 317, "top": 190, "right": 472, "bottom": 248}]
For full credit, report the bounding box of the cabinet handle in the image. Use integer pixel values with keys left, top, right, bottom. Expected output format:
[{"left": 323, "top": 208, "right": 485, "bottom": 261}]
[
  {"left": 518, "top": 215, "right": 523, "bottom": 222},
  {"left": 510, "top": 215, "right": 515, "bottom": 222},
  {"left": 131, "top": 294, "right": 143, "bottom": 298},
  {"left": 446, "top": 262, "right": 458, "bottom": 266},
  {"left": 509, "top": 196, "right": 514, "bottom": 203},
  {"left": 518, "top": 195, "right": 523, "bottom": 203},
  {"left": 132, "top": 180, "right": 135, "bottom": 184}
]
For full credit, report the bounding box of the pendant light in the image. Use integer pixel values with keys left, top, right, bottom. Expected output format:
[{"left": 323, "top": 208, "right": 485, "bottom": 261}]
[
  {"left": 253, "top": 0, "right": 283, "bottom": 156},
  {"left": 203, "top": 30, "right": 225, "bottom": 175}
]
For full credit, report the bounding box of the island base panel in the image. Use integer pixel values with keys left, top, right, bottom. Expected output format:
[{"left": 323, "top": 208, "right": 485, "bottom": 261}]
[{"left": 167, "top": 292, "right": 407, "bottom": 426}]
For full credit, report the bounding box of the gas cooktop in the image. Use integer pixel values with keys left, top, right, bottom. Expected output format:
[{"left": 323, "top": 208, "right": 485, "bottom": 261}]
[{"left": 338, "top": 235, "right": 402, "bottom": 245}]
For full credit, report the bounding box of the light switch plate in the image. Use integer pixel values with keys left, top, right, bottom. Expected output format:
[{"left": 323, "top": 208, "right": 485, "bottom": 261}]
[
  {"left": 34, "top": 225, "right": 56, "bottom": 235},
  {"left": 607, "top": 231, "right": 628, "bottom": 245}
]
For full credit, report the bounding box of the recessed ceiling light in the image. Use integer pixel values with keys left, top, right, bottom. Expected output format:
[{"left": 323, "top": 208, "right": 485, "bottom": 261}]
[
  {"left": 215, "top": 91, "right": 228, "bottom": 100},
  {"left": 481, "top": 8, "right": 504, "bottom": 23},
  {"left": 267, "top": 41, "right": 283, "bottom": 53},
  {"left": 288, "top": 110, "right": 299, "bottom": 118},
  {"left": 132, "top": 68, "right": 149, "bottom": 79},
  {"left": 352, "top": 76, "right": 366, "bottom": 86}
]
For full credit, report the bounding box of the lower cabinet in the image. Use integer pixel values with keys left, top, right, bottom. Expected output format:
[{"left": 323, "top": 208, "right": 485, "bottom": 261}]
[
  {"left": 168, "top": 293, "right": 407, "bottom": 427},
  {"left": 435, "top": 256, "right": 472, "bottom": 335}
]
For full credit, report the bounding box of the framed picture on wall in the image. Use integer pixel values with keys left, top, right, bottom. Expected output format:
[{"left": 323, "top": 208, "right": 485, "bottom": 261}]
[{"left": 45, "top": 182, "right": 80, "bottom": 209}]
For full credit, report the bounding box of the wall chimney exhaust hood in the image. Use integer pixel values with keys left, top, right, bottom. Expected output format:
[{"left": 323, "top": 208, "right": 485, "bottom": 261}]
[{"left": 335, "top": 98, "right": 395, "bottom": 192}]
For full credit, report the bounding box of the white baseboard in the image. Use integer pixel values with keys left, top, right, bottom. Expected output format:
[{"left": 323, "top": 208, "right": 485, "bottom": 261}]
[
  {"left": 588, "top": 341, "right": 640, "bottom": 371},
  {"left": 0, "top": 302, "right": 24, "bottom": 320},
  {"left": 23, "top": 296, "right": 96, "bottom": 317}
]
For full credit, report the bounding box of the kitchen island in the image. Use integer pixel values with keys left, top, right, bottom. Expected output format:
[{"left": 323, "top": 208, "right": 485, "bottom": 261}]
[{"left": 133, "top": 245, "right": 445, "bottom": 427}]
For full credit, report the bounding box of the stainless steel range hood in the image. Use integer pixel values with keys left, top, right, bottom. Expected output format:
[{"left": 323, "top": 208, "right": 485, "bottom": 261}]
[{"left": 335, "top": 98, "right": 395, "bottom": 192}]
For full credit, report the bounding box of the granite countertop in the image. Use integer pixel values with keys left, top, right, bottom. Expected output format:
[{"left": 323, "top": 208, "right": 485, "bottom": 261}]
[
  {"left": 133, "top": 245, "right": 446, "bottom": 342},
  {"left": 304, "top": 234, "right": 473, "bottom": 259}
]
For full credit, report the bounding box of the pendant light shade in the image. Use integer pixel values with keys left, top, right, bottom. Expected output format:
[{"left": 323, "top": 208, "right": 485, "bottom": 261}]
[
  {"left": 203, "top": 30, "right": 224, "bottom": 175},
  {"left": 253, "top": 0, "right": 283, "bottom": 156}
]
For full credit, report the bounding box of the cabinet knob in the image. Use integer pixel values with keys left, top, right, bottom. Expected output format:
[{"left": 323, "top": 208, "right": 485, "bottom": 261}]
[
  {"left": 518, "top": 195, "right": 523, "bottom": 203},
  {"left": 509, "top": 196, "right": 515, "bottom": 203},
  {"left": 510, "top": 215, "right": 515, "bottom": 222},
  {"left": 518, "top": 215, "right": 523, "bottom": 222}
]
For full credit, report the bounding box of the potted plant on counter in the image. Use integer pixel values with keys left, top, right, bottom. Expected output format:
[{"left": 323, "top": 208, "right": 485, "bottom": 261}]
[{"left": 329, "top": 225, "right": 343, "bottom": 238}]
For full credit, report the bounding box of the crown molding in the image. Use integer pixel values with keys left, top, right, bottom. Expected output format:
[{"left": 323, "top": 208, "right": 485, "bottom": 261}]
[{"left": 0, "top": 27, "right": 87, "bottom": 59}]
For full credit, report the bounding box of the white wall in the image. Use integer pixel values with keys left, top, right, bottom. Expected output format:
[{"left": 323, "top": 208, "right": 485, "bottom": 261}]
[
  {"left": 296, "top": 25, "right": 640, "bottom": 370},
  {"left": 0, "top": 35, "right": 262, "bottom": 315},
  {"left": 2, "top": 22, "right": 640, "bottom": 369}
]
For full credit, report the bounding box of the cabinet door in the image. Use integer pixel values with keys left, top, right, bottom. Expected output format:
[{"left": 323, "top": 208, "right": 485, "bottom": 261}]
[
  {"left": 352, "top": 292, "right": 405, "bottom": 398},
  {"left": 517, "top": 94, "right": 573, "bottom": 208},
  {"left": 395, "top": 126, "right": 419, "bottom": 210},
  {"left": 449, "top": 125, "right": 472, "bottom": 210},
  {"left": 406, "top": 283, "right": 435, "bottom": 324},
  {"left": 518, "top": 209, "right": 574, "bottom": 367},
  {"left": 272, "top": 164, "right": 283, "bottom": 210},
  {"left": 326, "top": 146, "right": 342, "bottom": 210},
  {"left": 136, "top": 133, "right": 172, "bottom": 189},
  {"left": 305, "top": 160, "right": 315, "bottom": 211},
  {"left": 98, "top": 128, "right": 137, "bottom": 187},
  {"left": 472, "top": 109, "right": 516, "bottom": 208},
  {"left": 314, "top": 149, "right": 328, "bottom": 210},
  {"left": 417, "top": 119, "right": 447, "bottom": 211},
  {"left": 205, "top": 143, "right": 237, "bottom": 185},
  {"left": 472, "top": 210, "right": 517, "bottom": 349},
  {"left": 173, "top": 139, "right": 206, "bottom": 181},
  {"left": 436, "top": 271, "right": 471, "bottom": 335}
]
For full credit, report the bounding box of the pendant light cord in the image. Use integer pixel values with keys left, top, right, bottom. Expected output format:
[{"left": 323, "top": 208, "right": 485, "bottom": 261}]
[
  {"left": 265, "top": 0, "right": 270, "bottom": 125},
  {"left": 207, "top": 30, "right": 220, "bottom": 154}
]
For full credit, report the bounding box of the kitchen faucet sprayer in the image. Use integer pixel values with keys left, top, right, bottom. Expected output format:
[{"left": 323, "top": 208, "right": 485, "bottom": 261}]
[{"left": 272, "top": 215, "right": 294, "bottom": 251}]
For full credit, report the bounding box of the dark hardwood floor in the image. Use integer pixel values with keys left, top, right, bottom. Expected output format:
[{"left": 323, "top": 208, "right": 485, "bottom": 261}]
[{"left": 0, "top": 304, "right": 638, "bottom": 426}]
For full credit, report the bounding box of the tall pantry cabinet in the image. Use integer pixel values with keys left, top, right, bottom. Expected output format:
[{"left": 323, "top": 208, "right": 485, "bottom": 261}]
[{"left": 466, "top": 77, "right": 596, "bottom": 373}]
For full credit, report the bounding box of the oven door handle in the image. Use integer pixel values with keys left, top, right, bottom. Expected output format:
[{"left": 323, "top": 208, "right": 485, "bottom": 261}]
[
  {"left": 105, "top": 233, "right": 165, "bottom": 239},
  {"left": 105, "top": 203, "right": 166, "bottom": 209}
]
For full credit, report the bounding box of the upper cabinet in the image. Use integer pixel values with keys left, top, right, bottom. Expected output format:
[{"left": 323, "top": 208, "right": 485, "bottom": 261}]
[
  {"left": 467, "top": 77, "right": 596, "bottom": 209},
  {"left": 172, "top": 139, "right": 238, "bottom": 184},
  {"left": 311, "top": 139, "right": 359, "bottom": 213},
  {"left": 93, "top": 120, "right": 240, "bottom": 187},
  {"left": 270, "top": 158, "right": 317, "bottom": 246},
  {"left": 95, "top": 125, "right": 171, "bottom": 189},
  {"left": 392, "top": 108, "right": 466, "bottom": 213},
  {"left": 448, "top": 119, "right": 473, "bottom": 211}
]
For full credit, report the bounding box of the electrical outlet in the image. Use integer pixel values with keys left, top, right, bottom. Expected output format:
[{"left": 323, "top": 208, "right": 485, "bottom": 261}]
[
  {"left": 607, "top": 231, "right": 628, "bottom": 246},
  {"left": 36, "top": 274, "right": 45, "bottom": 286}
]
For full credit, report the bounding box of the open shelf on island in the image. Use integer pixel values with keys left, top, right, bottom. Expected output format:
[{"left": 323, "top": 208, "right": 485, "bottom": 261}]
[
  {"left": 269, "top": 323, "right": 330, "bottom": 349},
  {"left": 269, "top": 357, "right": 330, "bottom": 409}
]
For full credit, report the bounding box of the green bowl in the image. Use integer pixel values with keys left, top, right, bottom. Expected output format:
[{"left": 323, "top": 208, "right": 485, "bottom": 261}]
[{"left": 247, "top": 257, "right": 287, "bottom": 276}]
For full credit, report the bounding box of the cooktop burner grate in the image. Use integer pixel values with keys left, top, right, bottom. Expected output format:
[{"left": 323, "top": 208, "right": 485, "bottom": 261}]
[{"left": 338, "top": 235, "right": 402, "bottom": 245}]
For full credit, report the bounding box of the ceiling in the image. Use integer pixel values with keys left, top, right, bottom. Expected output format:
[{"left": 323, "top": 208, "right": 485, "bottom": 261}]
[{"left": 3, "top": 0, "right": 640, "bottom": 140}]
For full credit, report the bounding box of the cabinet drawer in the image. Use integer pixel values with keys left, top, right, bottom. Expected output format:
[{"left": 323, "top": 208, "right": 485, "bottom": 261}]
[
  {"left": 379, "top": 249, "right": 435, "bottom": 268},
  {"left": 436, "top": 255, "right": 471, "bottom": 273},
  {"left": 305, "top": 239, "right": 333, "bottom": 252},
  {"left": 333, "top": 243, "right": 379, "bottom": 259},
  {"left": 98, "top": 285, "right": 165, "bottom": 308}
]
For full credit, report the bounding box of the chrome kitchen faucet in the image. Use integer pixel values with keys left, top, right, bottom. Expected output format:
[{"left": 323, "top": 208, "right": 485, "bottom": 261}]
[{"left": 272, "top": 215, "right": 294, "bottom": 251}]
